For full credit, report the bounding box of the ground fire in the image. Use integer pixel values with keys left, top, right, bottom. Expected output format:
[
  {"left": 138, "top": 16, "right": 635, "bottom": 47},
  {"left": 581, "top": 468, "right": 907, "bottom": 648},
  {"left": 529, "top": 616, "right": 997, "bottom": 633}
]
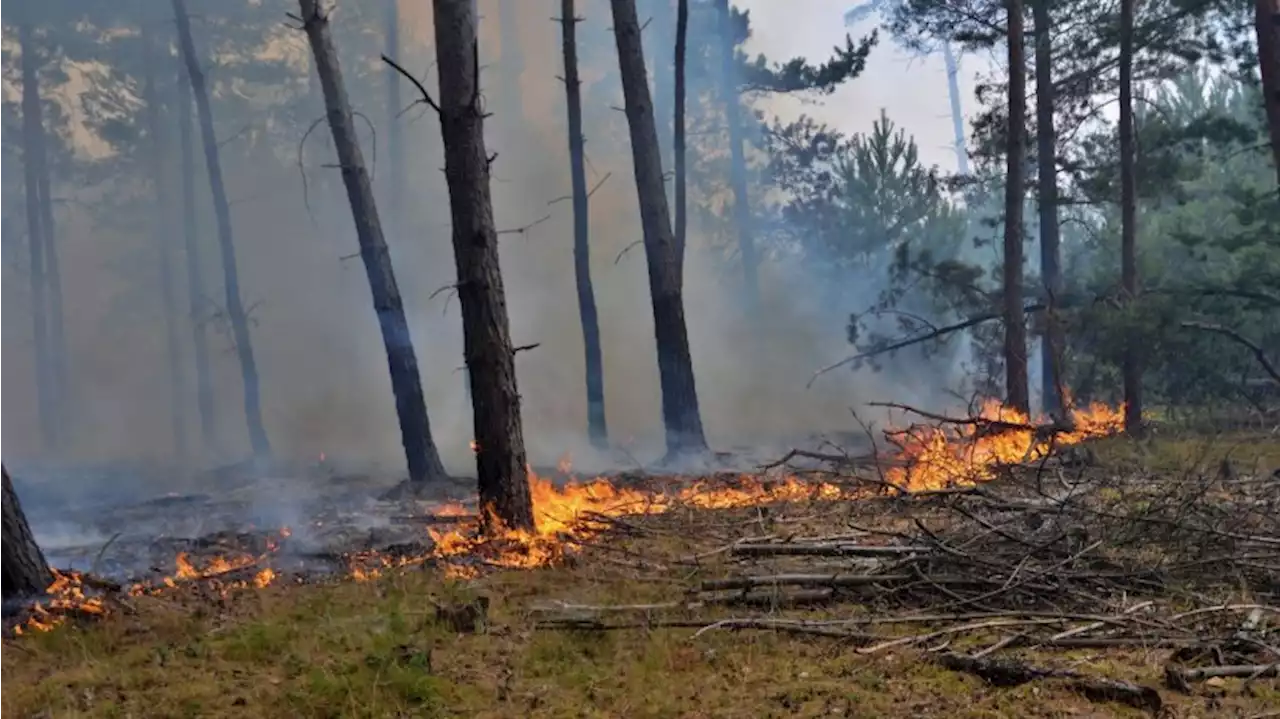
[{"left": 9, "top": 399, "right": 1124, "bottom": 635}]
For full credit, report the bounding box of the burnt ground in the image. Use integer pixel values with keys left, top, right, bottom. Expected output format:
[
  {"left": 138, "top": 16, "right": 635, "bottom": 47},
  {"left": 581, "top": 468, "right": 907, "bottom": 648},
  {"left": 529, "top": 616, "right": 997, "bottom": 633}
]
[{"left": 3, "top": 431, "right": 1278, "bottom": 718}]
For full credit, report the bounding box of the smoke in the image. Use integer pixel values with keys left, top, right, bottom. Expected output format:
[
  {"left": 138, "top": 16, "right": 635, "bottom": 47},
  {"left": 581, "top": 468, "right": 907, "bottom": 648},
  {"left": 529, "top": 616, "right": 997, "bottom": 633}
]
[{"left": 1, "top": 0, "right": 974, "bottom": 492}]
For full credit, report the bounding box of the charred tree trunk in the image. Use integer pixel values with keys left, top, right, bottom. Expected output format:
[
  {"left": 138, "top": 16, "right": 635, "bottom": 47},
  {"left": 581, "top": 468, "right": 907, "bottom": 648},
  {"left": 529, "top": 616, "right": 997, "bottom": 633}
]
[
  {"left": 431, "top": 0, "right": 535, "bottom": 531},
  {"left": 560, "top": 0, "right": 609, "bottom": 449},
  {"left": 144, "top": 32, "right": 189, "bottom": 459},
  {"left": 1119, "top": 0, "right": 1143, "bottom": 434},
  {"left": 674, "top": 0, "right": 689, "bottom": 261},
  {"left": 173, "top": 0, "right": 271, "bottom": 458},
  {"left": 1002, "top": 0, "right": 1030, "bottom": 415},
  {"left": 177, "top": 65, "right": 217, "bottom": 452},
  {"left": 714, "top": 0, "right": 760, "bottom": 315},
  {"left": 2, "top": 466, "right": 53, "bottom": 599},
  {"left": 300, "top": 1, "right": 450, "bottom": 486},
  {"left": 1255, "top": 0, "right": 1280, "bottom": 189},
  {"left": 17, "top": 7, "right": 57, "bottom": 451},
  {"left": 1032, "top": 0, "right": 1064, "bottom": 417},
  {"left": 499, "top": 0, "right": 524, "bottom": 130},
  {"left": 385, "top": 0, "right": 405, "bottom": 232},
  {"left": 611, "top": 0, "right": 709, "bottom": 459}
]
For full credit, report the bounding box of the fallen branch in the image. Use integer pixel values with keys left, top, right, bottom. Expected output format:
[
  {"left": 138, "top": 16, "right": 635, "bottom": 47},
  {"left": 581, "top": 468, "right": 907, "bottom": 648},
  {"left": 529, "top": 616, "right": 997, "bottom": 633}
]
[
  {"left": 937, "top": 652, "right": 1163, "bottom": 713},
  {"left": 730, "top": 543, "right": 930, "bottom": 558},
  {"left": 1164, "top": 663, "right": 1278, "bottom": 692},
  {"left": 700, "top": 573, "right": 913, "bottom": 591}
]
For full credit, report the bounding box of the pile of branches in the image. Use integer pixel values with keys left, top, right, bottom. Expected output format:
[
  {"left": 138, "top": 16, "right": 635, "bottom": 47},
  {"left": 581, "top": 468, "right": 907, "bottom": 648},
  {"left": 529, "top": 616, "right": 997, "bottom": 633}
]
[{"left": 534, "top": 434, "right": 1279, "bottom": 711}]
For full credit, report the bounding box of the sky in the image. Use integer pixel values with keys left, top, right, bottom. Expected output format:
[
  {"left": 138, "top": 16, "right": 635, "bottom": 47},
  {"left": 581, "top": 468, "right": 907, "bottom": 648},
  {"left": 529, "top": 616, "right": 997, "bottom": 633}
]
[{"left": 738, "top": 0, "right": 991, "bottom": 173}]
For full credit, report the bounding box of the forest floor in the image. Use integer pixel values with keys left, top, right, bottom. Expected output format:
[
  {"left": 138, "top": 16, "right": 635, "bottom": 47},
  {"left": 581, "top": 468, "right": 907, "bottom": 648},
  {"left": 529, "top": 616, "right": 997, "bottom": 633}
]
[{"left": 3, "top": 430, "right": 1279, "bottom": 719}]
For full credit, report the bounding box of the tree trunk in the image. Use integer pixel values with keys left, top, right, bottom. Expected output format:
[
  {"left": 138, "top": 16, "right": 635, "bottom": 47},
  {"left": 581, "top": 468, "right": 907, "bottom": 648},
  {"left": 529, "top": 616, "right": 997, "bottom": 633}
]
[
  {"left": 385, "top": 0, "right": 405, "bottom": 233},
  {"left": 560, "top": 0, "right": 609, "bottom": 449},
  {"left": 1254, "top": 0, "right": 1280, "bottom": 189},
  {"left": 674, "top": 0, "right": 689, "bottom": 261},
  {"left": 144, "top": 31, "right": 190, "bottom": 459},
  {"left": 300, "top": 0, "right": 450, "bottom": 487},
  {"left": 499, "top": 0, "right": 524, "bottom": 131},
  {"left": 177, "top": 64, "right": 217, "bottom": 452},
  {"left": 17, "top": 6, "right": 57, "bottom": 451},
  {"left": 37, "top": 120, "right": 69, "bottom": 442},
  {"left": 173, "top": 0, "right": 271, "bottom": 458},
  {"left": 1002, "top": 0, "right": 1030, "bottom": 415},
  {"left": 2, "top": 466, "right": 53, "bottom": 599},
  {"left": 1119, "top": 0, "right": 1143, "bottom": 434},
  {"left": 714, "top": 0, "right": 760, "bottom": 315},
  {"left": 1032, "top": 0, "right": 1064, "bottom": 417},
  {"left": 942, "top": 41, "right": 970, "bottom": 176},
  {"left": 431, "top": 0, "right": 535, "bottom": 531},
  {"left": 611, "top": 0, "right": 709, "bottom": 459}
]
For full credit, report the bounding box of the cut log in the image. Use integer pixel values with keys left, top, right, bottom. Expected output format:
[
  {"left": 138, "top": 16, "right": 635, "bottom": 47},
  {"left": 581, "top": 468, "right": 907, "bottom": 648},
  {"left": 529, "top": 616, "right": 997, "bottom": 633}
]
[{"left": 0, "top": 460, "right": 52, "bottom": 596}]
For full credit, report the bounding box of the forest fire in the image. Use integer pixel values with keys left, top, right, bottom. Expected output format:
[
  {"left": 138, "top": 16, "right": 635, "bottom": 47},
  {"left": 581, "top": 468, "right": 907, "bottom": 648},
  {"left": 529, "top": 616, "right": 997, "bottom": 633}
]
[
  {"left": 422, "top": 399, "right": 1126, "bottom": 575},
  {"left": 11, "top": 400, "right": 1124, "bottom": 635}
]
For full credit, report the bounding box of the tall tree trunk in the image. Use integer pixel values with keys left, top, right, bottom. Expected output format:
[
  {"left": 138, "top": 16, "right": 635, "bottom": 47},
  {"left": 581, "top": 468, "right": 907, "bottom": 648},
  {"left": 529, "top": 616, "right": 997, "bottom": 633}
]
[
  {"left": 560, "top": 0, "right": 608, "bottom": 449},
  {"left": 942, "top": 41, "right": 970, "bottom": 176},
  {"left": 301, "top": 0, "right": 450, "bottom": 487},
  {"left": 431, "top": 0, "right": 535, "bottom": 531},
  {"left": 611, "top": 0, "right": 709, "bottom": 459},
  {"left": 1032, "top": 0, "right": 1064, "bottom": 417},
  {"left": 1119, "top": 0, "right": 1143, "bottom": 433},
  {"left": 674, "top": 0, "right": 689, "bottom": 261},
  {"left": 2, "top": 466, "right": 53, "bottom": 599},
  {"left": 498, "top": 0, "right": 524, "bottom": 130},
  {"left": 144, "top": 32, "right": 189, "bottom": 459},
  {"left": 173, "top": 0, "right": 271, "bottom": 458},
  {"left": 1002, "top": 0, "right": 1030, "bottom": 415},
  {"left": 177, "top": 65, "right": 217, "bottom": 452},
  {"left": 17, "top": 7, "right": 57, "bottom": 451},
  {"left": 1254, "top": 0, "right": 1280, "bottom": 189},
  {"left": 385, "top": 0, "right": 405, "bottom": 233},
  {"left": 714, "top": 0, "right": 760, "bottom": 315}
]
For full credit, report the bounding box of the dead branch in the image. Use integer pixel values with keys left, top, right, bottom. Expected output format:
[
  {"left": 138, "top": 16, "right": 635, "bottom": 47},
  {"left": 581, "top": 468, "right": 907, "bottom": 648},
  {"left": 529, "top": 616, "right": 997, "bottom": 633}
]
[
  {"left": 1181, "top": 321, "right": 1280, "bottom": 384},
  {"left": 730, "top": 542, "right": 930, "bottom": 558},
  {"left": 1165, "top": 663, "right": 1278, "bottom": 689},
  {"left": 937, "top": 653, "right": 1163, "bottom": 713},
  {"left": 699, "top": 573, "right": 913, "bottom": 591},
  {"left": 381, "top": 54, "right": 441, "bottom": 114}
]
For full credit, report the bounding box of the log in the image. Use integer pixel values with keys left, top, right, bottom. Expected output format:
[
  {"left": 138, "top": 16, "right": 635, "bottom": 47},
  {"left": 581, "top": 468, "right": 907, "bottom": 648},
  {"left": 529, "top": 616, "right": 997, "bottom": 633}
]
[{"left": 2, "top": 466, "right": 53, "bottom": 598}]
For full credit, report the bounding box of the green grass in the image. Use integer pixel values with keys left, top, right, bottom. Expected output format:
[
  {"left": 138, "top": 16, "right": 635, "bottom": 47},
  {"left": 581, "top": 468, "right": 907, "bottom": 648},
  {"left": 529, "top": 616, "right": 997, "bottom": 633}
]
[{"left": 4, "top": 432, "right": 1277, "bottom": 718}]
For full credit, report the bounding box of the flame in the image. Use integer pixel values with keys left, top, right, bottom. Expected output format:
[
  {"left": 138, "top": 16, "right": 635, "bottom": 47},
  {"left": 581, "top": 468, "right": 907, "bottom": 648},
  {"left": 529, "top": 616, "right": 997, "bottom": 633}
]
[
  {"left": 884, "top": 398, "right": 1124, "bottom": 491},
  {"left": 422, "top": 399, "right": 1124, "bottom": 573},
  {"left": 12, "top": 400, "right": 1123, "bottom": 637},
  {"left": 469, "top": 440, "right": 480, "bottom": 453}
]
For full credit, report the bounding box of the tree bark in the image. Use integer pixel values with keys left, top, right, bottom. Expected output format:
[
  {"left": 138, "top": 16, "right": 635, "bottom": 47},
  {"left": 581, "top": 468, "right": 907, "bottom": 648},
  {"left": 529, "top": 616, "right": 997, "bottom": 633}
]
[
  {"left": 385, "top": 0, "right": 405, "bottom": 233},
  {"left": 1254, "top": 0, "right": 1280, "bottom": 190},
  {"left": 17, "top": 5, "right": 57, "bottom": 451},
  {"left": 2, "top": 466, "right": 53, "bottom": 599},
  {"left": 645, "top": 0, "right": 675, "bottom": 191},
  {"left": 177, "top": 64, "right": 217, "bottom": 452},
  {"left": 144, "top": 31, "right": 190, "bottom": 459},
  {"left": 1002, "top": 0, "right": 1031, "bottom": 415},
  {"left": 300, "top": 0, "right": 450, "bottom": 486},
  {"left": 1119, "top": 0, "right": 1143, "bottom": 434},
  {"left": 714, "top": 0, "right": 760, "bottom": 315},
  {"left": 1032, "top": 0, "right": 1064, "bottom": 417},
  {"left": 560, "top": 0, "right": 609, "bottom": 449},
  {"left": 173, "top": 0, "right": 271, "bottom": 458},
  {"left": 431, "top": 0, "right": 535, "bottom": 531},
  {"left": 611, "top": 0, "right": 709, "bottom": 459},
  {"left": 674, "top": 0, "right": 689, "bottom": 261}
]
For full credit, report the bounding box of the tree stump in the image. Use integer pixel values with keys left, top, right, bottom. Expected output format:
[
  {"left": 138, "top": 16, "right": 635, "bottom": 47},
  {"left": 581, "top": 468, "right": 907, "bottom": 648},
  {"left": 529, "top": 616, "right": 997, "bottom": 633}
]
[{"left": 0, "top": 460, "right": 52, "bottom": 596}]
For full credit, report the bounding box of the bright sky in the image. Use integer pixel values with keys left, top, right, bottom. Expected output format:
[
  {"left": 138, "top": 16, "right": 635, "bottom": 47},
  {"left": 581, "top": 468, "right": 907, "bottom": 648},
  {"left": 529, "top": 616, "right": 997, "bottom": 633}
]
[{"left": 737, "top": 0, "right": 992, "bottom": 172}]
